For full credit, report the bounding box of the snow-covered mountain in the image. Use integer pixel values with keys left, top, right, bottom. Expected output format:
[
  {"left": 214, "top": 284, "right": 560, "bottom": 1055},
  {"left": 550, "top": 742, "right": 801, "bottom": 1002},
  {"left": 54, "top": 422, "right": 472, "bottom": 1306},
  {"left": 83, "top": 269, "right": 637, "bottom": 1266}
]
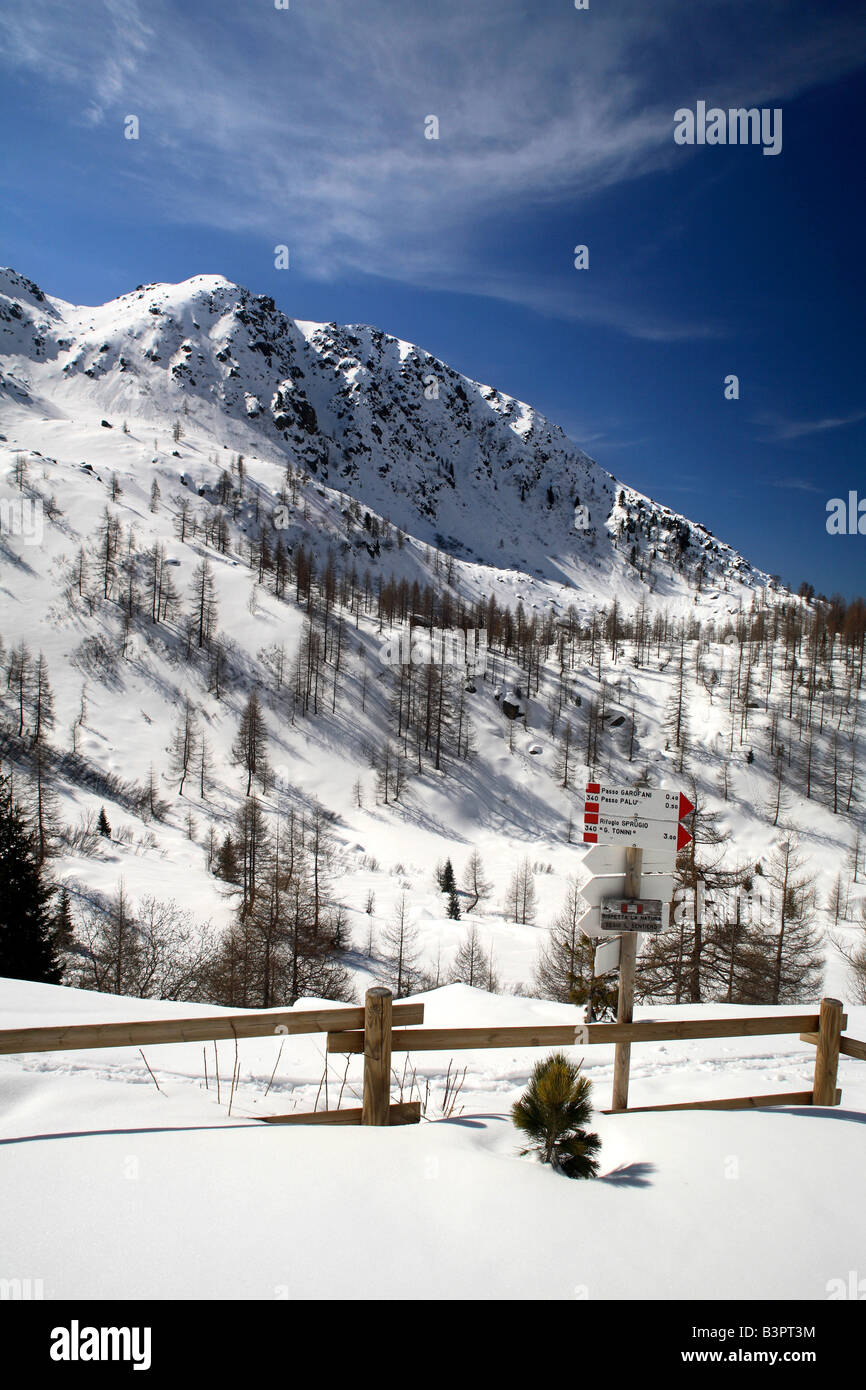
[
  {"left": 0, "top": 266, "right": 764, "bottom": 603},
  {"left": 0, "top": 265, "right": 860, "bottom": 1012}
]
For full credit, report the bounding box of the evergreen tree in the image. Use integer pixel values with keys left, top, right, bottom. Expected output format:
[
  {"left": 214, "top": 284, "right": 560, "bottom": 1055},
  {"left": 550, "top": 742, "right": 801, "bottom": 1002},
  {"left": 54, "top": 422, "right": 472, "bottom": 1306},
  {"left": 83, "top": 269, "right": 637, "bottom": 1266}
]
[
  {"left": 97, "top": 806, "right": 112, "bottom": 839},
  {"left": 0, "top": 779, "right": 61, "bottom": 983},
  {"left": 53, "top": 887, "right": 76, "bottom": 957},
  {"left": 511, "top": 1052, "right": 601, "bottom": 1179}
]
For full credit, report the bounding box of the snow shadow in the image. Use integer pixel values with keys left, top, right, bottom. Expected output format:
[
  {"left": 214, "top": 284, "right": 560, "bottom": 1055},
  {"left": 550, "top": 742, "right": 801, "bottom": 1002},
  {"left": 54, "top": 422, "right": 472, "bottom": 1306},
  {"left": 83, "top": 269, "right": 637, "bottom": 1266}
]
[
  {"left": 600, "top": 1161, "right": 656, "bottom": 1187},
  {"left": 0, "top": 1122, "right": 258, "bottom": 1146},
  {"left": 433, "top": 1112, "right": 509, "bottom": 1129},
  {"left": 773, "top": 1106, "right": 866, "bottom": 1127}
]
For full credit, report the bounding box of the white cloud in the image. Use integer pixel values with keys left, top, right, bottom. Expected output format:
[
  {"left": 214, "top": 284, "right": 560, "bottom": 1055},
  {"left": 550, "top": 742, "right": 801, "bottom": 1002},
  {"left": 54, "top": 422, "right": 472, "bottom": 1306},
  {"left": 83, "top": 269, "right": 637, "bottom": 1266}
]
[{"left": 2, "top": 0, "right": 865, "bottom": 336}]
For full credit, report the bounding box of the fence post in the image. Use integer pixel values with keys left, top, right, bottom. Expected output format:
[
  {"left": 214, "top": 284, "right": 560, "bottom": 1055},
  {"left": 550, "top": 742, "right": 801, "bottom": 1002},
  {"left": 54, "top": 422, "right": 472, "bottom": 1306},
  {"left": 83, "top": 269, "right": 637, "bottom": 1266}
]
[
  {"left": 812, "top": 997, "right": 843, "bottom": 1107},
  {"left": 611, "top": 848, "right": 642, "bottom": 1112},
  {"left": 362, "top": 987, "right": 393, "bottom": 1126}
]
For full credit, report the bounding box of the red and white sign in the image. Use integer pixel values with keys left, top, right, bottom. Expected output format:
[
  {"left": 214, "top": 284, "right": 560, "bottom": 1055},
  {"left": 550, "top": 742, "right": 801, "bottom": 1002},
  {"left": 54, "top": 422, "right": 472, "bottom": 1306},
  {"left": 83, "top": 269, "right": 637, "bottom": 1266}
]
[
  {"left": 584, "top": 784, "right": 694, "bottom": 822},
  {"left": 581, "top": 815, "right": 691, "bottom": 850},
  {"left": 582, "top": 784, "right": 694, "bottom": 850}
]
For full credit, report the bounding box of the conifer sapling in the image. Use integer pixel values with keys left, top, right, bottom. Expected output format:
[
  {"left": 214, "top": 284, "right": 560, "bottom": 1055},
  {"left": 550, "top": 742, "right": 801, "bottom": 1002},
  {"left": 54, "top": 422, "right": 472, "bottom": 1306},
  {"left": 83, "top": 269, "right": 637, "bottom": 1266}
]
[{"left": 511, "top": 1052, "right": 601, "bottom": 1179}]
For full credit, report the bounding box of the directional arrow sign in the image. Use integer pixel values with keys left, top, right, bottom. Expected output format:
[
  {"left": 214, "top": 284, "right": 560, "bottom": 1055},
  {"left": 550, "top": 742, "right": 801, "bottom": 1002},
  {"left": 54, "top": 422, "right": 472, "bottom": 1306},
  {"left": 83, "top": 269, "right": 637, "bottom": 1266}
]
[
  {"left": 581, "top": 845, "right": 676, "bottom": 876},
  {"left": 594, "top": 935, "right": 622, "bottom": 976},
  {"left": 577, "top": 907, "right": 605, "bottom": 940},
  {"left": 578, "top": 873, "right": 675, "bottom": 911},
  {"left": 581, "top": 815, "right": 691, "bottom": 851},
  {"left": 585, "top": 784, "right": 694, "bottom": 823}
]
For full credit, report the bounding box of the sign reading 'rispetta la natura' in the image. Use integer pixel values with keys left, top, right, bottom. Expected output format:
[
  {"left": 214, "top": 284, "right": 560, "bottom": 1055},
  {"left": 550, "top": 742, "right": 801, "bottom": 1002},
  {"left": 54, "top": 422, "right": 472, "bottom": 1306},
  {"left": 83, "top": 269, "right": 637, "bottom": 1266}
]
[{"left": 600, "top": 898, "right": 666, "bottom": 933}]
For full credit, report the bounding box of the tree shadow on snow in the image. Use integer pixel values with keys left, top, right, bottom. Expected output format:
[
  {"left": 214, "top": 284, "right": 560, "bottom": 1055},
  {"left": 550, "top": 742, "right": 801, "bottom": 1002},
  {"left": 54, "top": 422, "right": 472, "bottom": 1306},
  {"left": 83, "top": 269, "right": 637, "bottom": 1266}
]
[
  {"left": 0, "top": 1122, "right": 260, "bottom": 1146},
  {"left": 599, "top": 1161, "right": 656, "bottom": 1187},
  {"left": 771, "top": 1106, "right": 866, "bottom": 1127},
  {"left": 431, "top": 1113, "right": 509, "bottom": 1129}
]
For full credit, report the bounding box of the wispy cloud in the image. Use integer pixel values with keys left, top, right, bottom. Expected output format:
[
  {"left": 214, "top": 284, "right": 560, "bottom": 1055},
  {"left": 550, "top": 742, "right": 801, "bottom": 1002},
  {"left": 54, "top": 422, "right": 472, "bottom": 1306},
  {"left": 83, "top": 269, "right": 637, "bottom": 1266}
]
[
  {"left": 2, "top": 0, "right": 865, "bottom": 337},
  {"left": 440, "top": 269, "right": 725, "bottom": 341},
  {"left": 754, "top": 410, "right": 866, "bottom": 442},
  {"left": 557, "top": 414, "right": 646, "bottom": 454},
  {"left": 0, "top": 0, "right": 152, "bottom": 126},
  {"left": 764, "top": 476, "right": 824, "bottom": 492}
]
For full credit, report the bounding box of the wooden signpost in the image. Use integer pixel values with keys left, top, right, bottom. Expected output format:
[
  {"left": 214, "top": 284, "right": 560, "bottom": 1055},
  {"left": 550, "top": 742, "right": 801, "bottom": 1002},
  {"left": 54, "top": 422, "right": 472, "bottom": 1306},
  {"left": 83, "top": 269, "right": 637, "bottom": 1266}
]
[
  {"left": 578, "top": 782, "right": 696, "bottom": 1111},
  {"left": 612, "top": 846, "right": 642, "bottom": 1111}
]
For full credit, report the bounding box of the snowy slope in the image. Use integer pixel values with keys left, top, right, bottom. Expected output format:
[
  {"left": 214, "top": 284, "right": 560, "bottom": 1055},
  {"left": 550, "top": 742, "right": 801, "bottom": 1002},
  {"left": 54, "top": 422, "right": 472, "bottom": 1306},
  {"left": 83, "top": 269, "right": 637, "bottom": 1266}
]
[
  {"left": 1, "top": 977, "right": 864, "bottom": 1300},
  {"left": 0, "top": 265, "right": 861, "bottom": 1009},
  {"left": 0, "top": 265, "right": 765, "bottom": 598}
]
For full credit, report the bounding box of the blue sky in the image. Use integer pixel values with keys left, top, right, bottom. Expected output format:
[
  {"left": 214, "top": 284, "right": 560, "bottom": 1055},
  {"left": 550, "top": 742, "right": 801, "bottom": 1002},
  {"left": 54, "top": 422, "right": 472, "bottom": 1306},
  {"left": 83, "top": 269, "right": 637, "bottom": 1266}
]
[{"left": 1, "top": 0, "right": 864, "bottom": 596}]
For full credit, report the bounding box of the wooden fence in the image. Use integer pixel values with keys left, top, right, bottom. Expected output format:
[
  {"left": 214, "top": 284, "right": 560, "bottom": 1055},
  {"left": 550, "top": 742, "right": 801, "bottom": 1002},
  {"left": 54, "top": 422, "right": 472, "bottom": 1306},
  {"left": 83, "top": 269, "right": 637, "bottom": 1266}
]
[
  {"left": 327, "top": 992, "right": 861, "bottom": 1119},
  {"left": 0, "top": 990, "right": 862, "bottom": 1125},
  {"left": 0, "top": 991, "right": 426, "bottom": 1127}
]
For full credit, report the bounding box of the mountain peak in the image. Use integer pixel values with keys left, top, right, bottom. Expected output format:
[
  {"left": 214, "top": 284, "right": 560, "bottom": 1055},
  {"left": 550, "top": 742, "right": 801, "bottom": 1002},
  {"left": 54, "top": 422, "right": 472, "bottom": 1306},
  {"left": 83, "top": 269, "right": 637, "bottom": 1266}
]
[{"left": 0, "top": 266, "right": 767, "bottom": 600}]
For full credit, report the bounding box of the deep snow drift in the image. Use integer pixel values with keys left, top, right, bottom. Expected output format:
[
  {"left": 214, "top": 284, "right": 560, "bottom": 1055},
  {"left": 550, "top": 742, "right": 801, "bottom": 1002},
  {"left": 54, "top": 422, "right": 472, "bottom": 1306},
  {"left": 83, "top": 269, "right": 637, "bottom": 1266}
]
[{"left": 1, "top": 977, "right": 864, "bottom": 1300}]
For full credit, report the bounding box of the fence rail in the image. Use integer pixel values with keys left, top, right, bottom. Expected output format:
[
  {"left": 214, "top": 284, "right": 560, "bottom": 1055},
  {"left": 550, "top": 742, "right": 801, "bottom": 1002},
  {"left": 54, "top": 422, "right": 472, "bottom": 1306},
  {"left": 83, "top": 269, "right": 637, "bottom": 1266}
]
[
  {"left": 261, "top": 1101, "right": 422, "bottom": 1127},
  {"left": 326, "top": 1013, "right": 833, "bottom": 1055},
  {"left": 800, "top": 1031, "right": 866, "bottom": 1063},
  {"left": 601, "top": 1089, "right": 841, "bottom": 1115},
  {"left": 0, "top": 1001, "right": 424, "bottom": 1057},
  {"left": 0, "top": 991, "right": 862, "bottom": 1123},
  {"left": 330, "top": 994, "right": 857, "bottom": 1117}
]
